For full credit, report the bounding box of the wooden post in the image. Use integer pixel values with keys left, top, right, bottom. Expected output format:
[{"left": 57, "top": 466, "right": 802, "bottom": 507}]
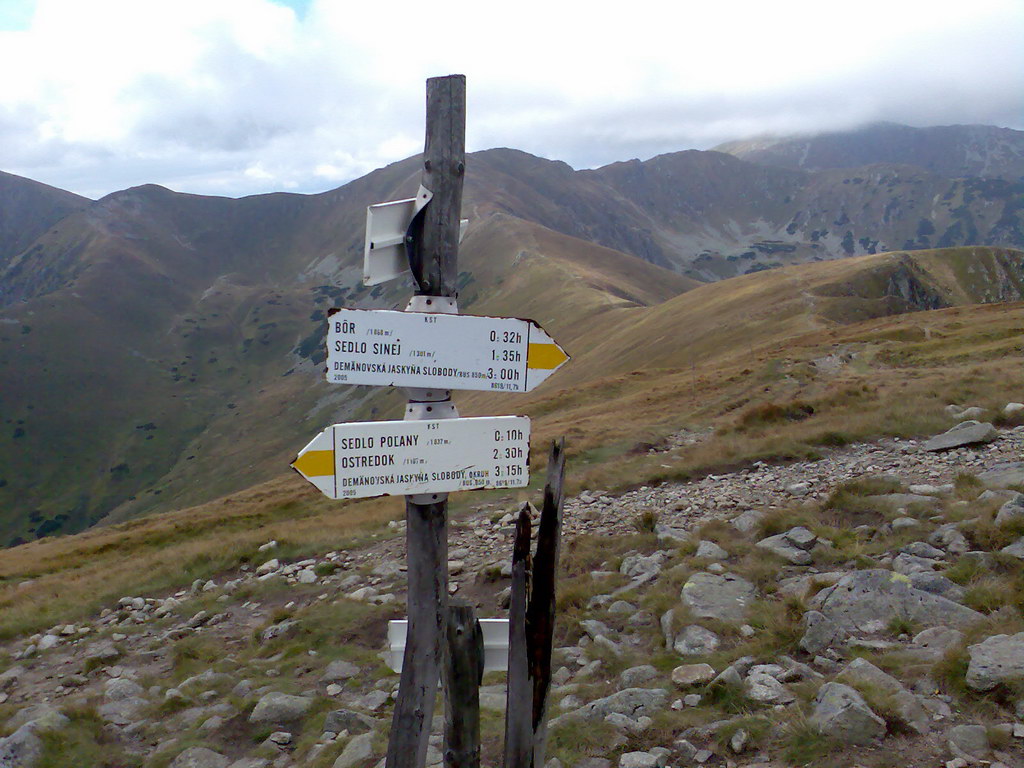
[
  {"left": 504, "top": 439, "right": 566, "bottom": 768},
  {"left": 386, "top": 74, "right": 467, "bottom": 768},
  {"left": 408, "top": 75, "right": 466, "bottom": 296},
  {"left": 503, "top": 504, "right": 533, "bottom": 767},
  {"left": 443, "top": 600, "right": 484, "bottom": 768}
]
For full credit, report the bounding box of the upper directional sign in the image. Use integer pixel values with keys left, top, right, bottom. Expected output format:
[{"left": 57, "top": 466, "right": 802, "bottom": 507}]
[
  {"left": 291, "top": 416, "right": 530, "bottom": 499},
  {"left": 326, "top": 308, "right": 569, "bottom": 393}
]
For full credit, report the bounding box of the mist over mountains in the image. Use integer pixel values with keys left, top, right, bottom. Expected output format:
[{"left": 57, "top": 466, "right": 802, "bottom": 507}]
[{"left": 1, "top": 122, "right": 1022, "bottom": 546}]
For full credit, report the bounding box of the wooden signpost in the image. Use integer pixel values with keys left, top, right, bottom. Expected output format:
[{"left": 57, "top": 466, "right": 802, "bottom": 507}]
[{"left": 292, "top": 74, "right": 567, "bottom": 768}]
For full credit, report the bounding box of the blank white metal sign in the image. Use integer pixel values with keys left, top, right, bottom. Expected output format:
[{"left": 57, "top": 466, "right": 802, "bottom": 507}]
[
  {"left": 325, "top": 308, "right": 569, "bottom": 393},
  {"left": 291, "top": 416, "right": 530, "bottom": 499}
]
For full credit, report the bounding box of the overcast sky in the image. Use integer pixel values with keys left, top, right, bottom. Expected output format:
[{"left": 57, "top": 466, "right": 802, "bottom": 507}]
[{"left": 1, "top": 0, "right": 1021, "bottom": 199}]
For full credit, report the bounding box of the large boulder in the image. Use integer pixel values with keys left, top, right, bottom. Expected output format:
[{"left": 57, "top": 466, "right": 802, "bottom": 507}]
[
  {"left": 965, "top": 633, "right": 1024, "bottom": 691},
  {"left": 811, "top": 570, "right": 983, "bottom": 631},
  {"left": 995, "top": 493, "right": 1024, "bottom": 526},
  {"left": 922, "top": 421, "right": 998, "bottom": 451},
  {"left": 979, "top": 461, "right": 1024, "bottom": 489},
  {"left": 810, "top": 682, "right": 886, "bottom": 745},
  {"left": 681, "top": 572, "right": 755, "bottom": 623},
  {"left": 837, "top": 658, "right": 929, "bottom": 735},
  {"left": 0, "top": 724, "right": 43, "bottom": 768},
  {"left": 248, "top": 692, "right": 314, "bottom": 724}
]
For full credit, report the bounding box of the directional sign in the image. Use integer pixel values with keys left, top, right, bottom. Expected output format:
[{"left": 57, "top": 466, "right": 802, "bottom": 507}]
[
  {"left": 291, "top": 416, "right": 530, "bottom": 499},
  {"left": 326, "top": 308, "right": 569, "bottom": 393}
]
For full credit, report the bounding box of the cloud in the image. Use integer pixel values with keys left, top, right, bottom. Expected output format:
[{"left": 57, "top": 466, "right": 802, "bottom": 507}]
[{"left": 0, "top": 0, "right": 1020, "bottom": 197}]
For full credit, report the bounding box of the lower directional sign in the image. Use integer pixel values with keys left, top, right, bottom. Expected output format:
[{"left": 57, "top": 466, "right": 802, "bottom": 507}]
[{"left": 291, "top": 416, "right": 530, "bottom": 499}]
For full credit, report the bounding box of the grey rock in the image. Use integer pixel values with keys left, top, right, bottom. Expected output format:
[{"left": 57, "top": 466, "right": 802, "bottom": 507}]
[
  {"left": 744, "top": 673, "right": 795, "bottom": 704},
  {"left": 811, "top": 682, "right": 886, "bottom": 745},
  {"left": 324, "top": 709, "right": 375, "bottom": 734},
  {"left": 785, "top": 526, "right": 818, "bottom": 550},
  {"left": 1002, "top": 537, "right": 1024, "bottom": 559},
  {"left": 249, "top": 692, "right": 313, "bottom": 724},
  {"left": 618, "top": 753, "right": 659, "bottom": 768},
  {"left": 787, "top": 482, "right": 811, "bottom": 497},
  {"left": 7, "top": 705, "right": 68, "bottom": 731},
  {"left": 260, "top": 620, "right": 299, "bottom": 644},
  {"left": 892, "top": 517, "right": 921, "bottom": 531},
  {"left": 355, "top": 690, "right": 390, "bottom": 711},
  {"left": 911, "top": 626, "right": 964, "bottom": 660},
  {"left": 84, "top": 641, "right": 121, "bottom": 664},
  {"left": 333, "top": 732, "right": 374, "bottom": 768},
  {"left": 654, "top": 523, "right": 688, "bottom": 544},
  {"left": 36, "top": 635, "right": 59, "bottom": 651},
  {"left": 799, "top": 611, "right": 847, "bottom": 655},
  {"left": 731, "top": 509, "right": 764, "bottom": 535},
  {"left": 670, "top": 664, "right": 715, "bottom": 687},
  {"left": 966, "top": 633, "right": 1024, "bottom": 691},
  {"left": 554, "top": 687, "right": 668, "bottom": 725},
  {"left": 995, "top": 494, "right": 1024, "bottom": 526},
  {"left": 947, "top": 724, "right": 990, "bottom": 762},
  {"left": 923, "top": 421, "right": 998, "bottom": 451},
  {"left": 711, "top": 666, "right": 742, "bottom": 688},
  {"left": 930, "top": 524, "right": 970, "bottom": 555},
  {"left": 180, "top": 670, "right": 233, "bottom": 693},
  {"left": 580, "top": 619, "right": 612, "bottom": 640},
  {"left": 838, "top": 658, "right": 929, "bottom": 735},
  {"left": 0, "top": 725, "right": 43, "bottom": 768},
  {"left": 812, "top": 569, "right": 983, "bottom": 631},
  {"left": 620, "top": 552, "right": 665, "bottom": 579},
  {"left": 0, "top": 666, "right": 24, "bottom": 692},
  {"left": 681, "top": 572, "right": 755, "bottom": 622},
  {"left": 909, "top": 484, "right": 953, "bottom": 496},
  {"left": 903, "top": 541, "right": 946, "bottom": 559},
  {"left": 170, "top": 747, "right": 230, "bottom": 768},
  {"left": 98, "top": 696, "right": 147, "bottom": 725},
  {"left": 695, "top": 540, "right": 728, "bottom": 560},
  {"left": 979, "top": 462, "right": 1024, "bottom": 489},
  {"left": 673, "top": 625, "right": 720, "bottom": 656},
  {"left": 756, "top": 534, "right": 812, "bottom": 565},
  {"left": 104, "top": 677, "right": 144, "bottom": 701},
  {"left": 320, "top": 659, "right": 361, "bottom": 683},
  {"left": 620, "top": 665, "right": 659, "bottom": 687},
  {"left": 608, "top": 600, "right": 635, "bottom": 615}
]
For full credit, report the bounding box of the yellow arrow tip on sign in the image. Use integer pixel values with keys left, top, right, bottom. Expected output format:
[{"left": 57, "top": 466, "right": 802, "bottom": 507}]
[
  {"left": 527, "top": 342, "right": 569, "bottom": 371},
  {"left": 292, "top": 449, "right": 335, "bottom": 478}
]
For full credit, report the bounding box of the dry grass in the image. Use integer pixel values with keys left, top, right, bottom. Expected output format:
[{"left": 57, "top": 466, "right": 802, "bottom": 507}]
[{"left": 0, "top": 475, "right": 403, "bottom": 638}]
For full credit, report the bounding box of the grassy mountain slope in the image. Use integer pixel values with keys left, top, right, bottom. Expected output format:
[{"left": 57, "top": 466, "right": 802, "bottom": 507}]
[
  {"left": 1, "top": 247, "right": 1022, "bottom": 643},
  {"left": 0, "top": 170, "right": 89, "bottom": 270}
]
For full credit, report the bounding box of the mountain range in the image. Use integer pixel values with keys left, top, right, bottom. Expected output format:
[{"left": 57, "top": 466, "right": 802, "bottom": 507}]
[{"left": 1, "top": 122, "right": 1022, "bottom": 546}]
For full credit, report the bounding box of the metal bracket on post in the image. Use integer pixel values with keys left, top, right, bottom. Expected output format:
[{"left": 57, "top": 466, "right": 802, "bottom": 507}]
[{"left": 404, "top": 294, "right": 460, "bottom": 504}]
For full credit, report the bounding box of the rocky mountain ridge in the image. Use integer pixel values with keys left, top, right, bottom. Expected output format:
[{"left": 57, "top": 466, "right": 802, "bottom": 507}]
[{"left": 2, "top": 405, "right": 1023, "bottom": 767}]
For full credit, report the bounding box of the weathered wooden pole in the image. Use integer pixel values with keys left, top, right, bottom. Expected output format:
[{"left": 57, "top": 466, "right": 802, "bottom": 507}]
[
  {"left": 443, "top": 599, "right": 484, "bottom": 768},
  {"left": 386, "top": 74, "right": 467, "bottom": 768},
  {"left": 504, "top": 439, "right": 566, "bottom": 768}
]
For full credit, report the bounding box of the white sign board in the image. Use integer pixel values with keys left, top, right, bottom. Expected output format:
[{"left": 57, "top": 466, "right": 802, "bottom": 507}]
[
  {"left": 291, "top": 416, "right": 530, "bottom": 499},
  {"left": 386, "top": 619, "right": 510, "bottom": 673},
  {"left": 326, "top": 308, "right": 568, "bottom": 393}
]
